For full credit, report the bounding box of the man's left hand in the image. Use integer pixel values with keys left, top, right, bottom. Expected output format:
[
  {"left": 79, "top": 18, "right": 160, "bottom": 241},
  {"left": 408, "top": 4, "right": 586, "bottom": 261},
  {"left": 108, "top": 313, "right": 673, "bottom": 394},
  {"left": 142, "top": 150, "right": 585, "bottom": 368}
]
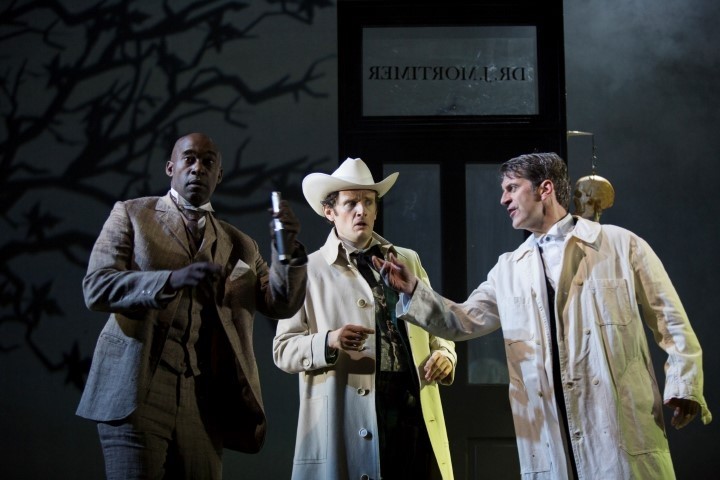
[
  {"left": 665, "top": 397, "right": 700, "bottom": 429},
  {"left": 423, "top": 350, "right": 453, "bottom": 382}
]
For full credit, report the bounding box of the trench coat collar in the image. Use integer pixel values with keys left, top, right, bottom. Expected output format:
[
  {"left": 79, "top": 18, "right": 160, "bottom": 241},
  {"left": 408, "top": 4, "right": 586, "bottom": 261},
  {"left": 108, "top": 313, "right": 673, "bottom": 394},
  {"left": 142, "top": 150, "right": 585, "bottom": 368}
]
[{"left": 319, "top": 229, "right": 399, "bottom": 266}]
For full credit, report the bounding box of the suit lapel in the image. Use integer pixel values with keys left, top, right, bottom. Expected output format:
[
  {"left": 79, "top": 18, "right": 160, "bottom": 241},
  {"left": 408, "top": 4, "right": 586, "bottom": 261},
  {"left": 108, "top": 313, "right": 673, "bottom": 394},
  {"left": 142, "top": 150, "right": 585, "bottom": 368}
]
[
  {"left": 206, "top": 215, "right": 232, "bottom": 266},
  {"left": 156, "top": 194, "right": 194, "bottom": 256}
]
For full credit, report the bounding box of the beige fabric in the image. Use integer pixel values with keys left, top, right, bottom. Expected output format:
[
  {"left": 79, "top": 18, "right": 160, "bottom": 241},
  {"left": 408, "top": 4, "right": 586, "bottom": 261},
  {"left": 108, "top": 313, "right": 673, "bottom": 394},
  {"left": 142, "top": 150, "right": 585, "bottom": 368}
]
[
  {"left": 274, "top": 230, "right": 455, "bottom": 479},
  {"left": 79, "top": 194, "right": 307, "bottom": 453}
]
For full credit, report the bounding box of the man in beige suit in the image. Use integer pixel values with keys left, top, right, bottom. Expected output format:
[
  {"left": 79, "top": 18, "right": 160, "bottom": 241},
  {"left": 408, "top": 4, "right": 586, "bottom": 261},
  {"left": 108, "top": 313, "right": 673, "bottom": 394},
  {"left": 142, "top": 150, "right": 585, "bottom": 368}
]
[
  {"left": 78, "top": 133, "right": 307, "bottom": 479},
  {"left": 274, "top": 158, "right": 456, "bottom": 479}
]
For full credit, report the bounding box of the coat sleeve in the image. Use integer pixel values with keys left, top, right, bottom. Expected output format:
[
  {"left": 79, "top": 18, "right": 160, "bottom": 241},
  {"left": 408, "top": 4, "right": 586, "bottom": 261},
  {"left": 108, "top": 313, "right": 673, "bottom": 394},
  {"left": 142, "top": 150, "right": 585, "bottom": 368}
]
[
  {"left": 631, "top": 234, "right": 712, "bottom": 424},
  {"left": 273, "top": 301, "right": 334, "bottom": 373},
  {"left": 82, "top": 201, "right": 172, "bottom": 313},
  {"left": 253, "top": 238, "right": 307, "bottom": 321},
  {"left": 398, "top": 261, "right": 502, "bottom": 342}
]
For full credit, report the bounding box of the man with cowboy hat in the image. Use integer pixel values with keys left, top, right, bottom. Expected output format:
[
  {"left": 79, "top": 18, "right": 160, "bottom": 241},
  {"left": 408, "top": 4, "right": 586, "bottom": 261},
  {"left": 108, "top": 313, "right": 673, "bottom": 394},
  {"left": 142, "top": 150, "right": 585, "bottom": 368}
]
[{"left": 273, "top": 158, "right": 456, "bottom": 479}]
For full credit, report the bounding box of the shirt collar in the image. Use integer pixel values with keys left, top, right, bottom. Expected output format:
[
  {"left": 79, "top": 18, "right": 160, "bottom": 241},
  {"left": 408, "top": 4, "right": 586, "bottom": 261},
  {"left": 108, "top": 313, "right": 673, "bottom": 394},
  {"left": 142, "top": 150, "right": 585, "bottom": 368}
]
[
  {"left": 533, "top": 213, "right": 574, "bottom": 247},
  {"left": 322, "top": 229, "right": 396, "bottom": 266},
  {"left": 340, "top": 236, "right": 381, "bottom": 256},
  {"left": 169, "top": 188, "right": 214, "bottom": 213},
  {"left": 336, "top": 233, "right": 383, "bottom": 267}
]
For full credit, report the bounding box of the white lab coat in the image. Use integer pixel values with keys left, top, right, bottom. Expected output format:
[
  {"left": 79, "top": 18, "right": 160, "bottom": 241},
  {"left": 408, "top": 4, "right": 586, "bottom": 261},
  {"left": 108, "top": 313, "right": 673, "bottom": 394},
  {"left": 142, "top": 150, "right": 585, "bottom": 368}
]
[{"left": 401, "top": 217, "right": 711, "bottom": 479}]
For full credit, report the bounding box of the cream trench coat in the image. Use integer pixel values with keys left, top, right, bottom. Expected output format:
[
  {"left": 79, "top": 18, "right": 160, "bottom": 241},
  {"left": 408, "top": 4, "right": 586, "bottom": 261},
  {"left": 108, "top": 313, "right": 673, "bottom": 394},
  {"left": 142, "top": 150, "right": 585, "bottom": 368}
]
[
  {"left": 274, "top": 230, "right": 456, "bottom": 480},
  {"left": 401, "top": 217, "right": 711, "bottom": 480}
]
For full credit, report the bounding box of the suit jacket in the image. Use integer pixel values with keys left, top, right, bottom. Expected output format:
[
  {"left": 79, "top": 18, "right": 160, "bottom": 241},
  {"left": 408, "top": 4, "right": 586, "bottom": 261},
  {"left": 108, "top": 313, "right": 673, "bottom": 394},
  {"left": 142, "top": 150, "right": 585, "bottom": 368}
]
[
  {"left": 78, "top": 194, "right": 307, "bottom": 452},
  {"left": 274, "top": 230, "right": 456, "bottom": 479}
]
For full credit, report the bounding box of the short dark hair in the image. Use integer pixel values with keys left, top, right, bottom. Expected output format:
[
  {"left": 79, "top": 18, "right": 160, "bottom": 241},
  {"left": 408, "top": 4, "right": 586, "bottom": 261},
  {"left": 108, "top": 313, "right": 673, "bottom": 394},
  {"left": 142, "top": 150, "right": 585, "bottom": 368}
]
[{"left": 500, "top": 152, "right": 571, "bottom": 210}]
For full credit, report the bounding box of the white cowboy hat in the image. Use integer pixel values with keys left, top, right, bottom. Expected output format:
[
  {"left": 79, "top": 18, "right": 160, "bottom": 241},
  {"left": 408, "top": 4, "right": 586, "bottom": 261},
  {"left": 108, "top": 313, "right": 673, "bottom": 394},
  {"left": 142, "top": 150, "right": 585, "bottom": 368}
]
[{"left": 302, "top": 158, "right": 399, "bottom": 216}]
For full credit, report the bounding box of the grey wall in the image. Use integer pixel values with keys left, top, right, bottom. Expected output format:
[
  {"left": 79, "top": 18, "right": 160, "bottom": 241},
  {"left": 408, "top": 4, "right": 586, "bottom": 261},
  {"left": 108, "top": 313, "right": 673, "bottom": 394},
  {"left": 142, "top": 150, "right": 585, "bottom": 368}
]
[
  {"left": 565, "top": 0, "right": 720, "bottom": 474},
  {"left": 0, "top": 1, "right": 717, "bottom": 478}
]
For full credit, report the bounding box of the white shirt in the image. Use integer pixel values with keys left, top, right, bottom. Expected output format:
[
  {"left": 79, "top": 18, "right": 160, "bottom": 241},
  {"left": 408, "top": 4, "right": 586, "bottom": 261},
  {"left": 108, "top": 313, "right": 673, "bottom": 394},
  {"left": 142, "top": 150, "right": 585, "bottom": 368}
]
[
  {"left": 169, "top": 188, "right": 214, "bottom": 229},
  {"left": 533, "top": 214, "right": 574, "bottom": 291}
]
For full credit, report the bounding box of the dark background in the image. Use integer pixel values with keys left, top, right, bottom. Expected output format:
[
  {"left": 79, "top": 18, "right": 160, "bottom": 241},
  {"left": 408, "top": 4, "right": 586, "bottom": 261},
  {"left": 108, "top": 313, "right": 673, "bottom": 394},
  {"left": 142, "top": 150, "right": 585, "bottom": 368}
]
[{"left": 1, "top": 1, "right": 717, "bottom": 478}]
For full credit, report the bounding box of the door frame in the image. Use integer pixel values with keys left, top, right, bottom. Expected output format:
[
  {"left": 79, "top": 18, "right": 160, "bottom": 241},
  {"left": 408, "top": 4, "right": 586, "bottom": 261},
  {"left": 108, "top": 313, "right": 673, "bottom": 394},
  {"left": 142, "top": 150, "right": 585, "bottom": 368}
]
[{"left": 338, "top": 1, "right": 567, "bottom": 477}]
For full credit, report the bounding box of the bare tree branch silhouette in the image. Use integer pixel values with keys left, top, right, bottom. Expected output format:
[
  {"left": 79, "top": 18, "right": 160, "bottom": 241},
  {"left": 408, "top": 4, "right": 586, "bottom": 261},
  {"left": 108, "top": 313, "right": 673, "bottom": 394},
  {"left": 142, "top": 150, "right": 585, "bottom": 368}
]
[{"left": 0, "top": 0, "right": 335, "bottom": 390}]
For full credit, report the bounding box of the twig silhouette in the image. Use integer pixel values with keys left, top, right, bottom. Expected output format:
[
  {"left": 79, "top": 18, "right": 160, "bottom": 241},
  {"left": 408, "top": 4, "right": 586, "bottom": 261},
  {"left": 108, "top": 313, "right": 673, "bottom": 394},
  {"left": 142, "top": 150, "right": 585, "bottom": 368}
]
[{"left": 0, "top": 0, "right": 335, "bottom": 390}]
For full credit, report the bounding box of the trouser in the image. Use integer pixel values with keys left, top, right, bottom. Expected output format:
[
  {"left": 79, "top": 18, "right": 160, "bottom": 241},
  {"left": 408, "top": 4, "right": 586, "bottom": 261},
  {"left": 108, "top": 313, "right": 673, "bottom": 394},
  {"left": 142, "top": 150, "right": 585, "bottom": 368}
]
[
  {"left": 376, "top": 371, "right": 433, "bottom": 480},
  {"left": 97, "top": 364, "right": 223, "bottom": 480}
]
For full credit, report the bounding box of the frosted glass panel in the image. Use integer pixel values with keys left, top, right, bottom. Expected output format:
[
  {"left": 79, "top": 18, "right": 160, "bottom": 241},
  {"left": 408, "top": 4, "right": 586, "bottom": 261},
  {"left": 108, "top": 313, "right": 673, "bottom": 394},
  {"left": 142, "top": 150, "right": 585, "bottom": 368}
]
[
  {"left": 382, "top": 164, "right": 442, "bottom": 290},
  {"left": 466, "top": 164, "right": 523, "bottom": 384},
  {"left": 363, "top": 26, "right": 538, "bottom": 116}
]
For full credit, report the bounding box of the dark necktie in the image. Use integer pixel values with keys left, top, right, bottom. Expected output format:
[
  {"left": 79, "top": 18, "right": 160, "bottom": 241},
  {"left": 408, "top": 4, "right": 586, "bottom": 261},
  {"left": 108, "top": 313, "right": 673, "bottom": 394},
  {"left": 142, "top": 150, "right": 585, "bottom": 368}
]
[
  {"left": 352, "top": 245, "right": 383, "bottom": 287},
  {"left": 182, "top": 207, "right": 206, "bottom": 249}
]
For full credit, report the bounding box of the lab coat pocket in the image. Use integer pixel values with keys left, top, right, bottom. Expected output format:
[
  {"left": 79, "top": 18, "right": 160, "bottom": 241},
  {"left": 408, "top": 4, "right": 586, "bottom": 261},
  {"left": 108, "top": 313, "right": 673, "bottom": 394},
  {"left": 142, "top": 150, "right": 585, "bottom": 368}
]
[
  {"left": 618, "top": 359, "right": 668, "bottom": 454},
  {"left": 588, "top": 278, "right": 633, "bottom": 326},
  {"left": 499, "top": 295, "right": 536, "bottom": 342}
]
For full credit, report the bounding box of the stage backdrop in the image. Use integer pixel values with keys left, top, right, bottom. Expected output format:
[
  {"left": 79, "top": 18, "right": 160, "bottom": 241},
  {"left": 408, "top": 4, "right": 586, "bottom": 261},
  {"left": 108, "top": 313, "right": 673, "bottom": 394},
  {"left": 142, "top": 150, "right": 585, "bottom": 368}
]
[{"left": 0, "top": 1, "right": 717, "bottom": 478}]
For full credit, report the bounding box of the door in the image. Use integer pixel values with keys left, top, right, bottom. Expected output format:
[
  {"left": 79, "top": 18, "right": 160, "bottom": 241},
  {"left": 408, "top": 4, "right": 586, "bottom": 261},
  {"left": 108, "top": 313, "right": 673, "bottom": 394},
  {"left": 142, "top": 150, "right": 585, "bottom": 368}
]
[
  {"left": 382, "top": 161, "right": 524, "bottom": 479},
  {"left": 338, "top": 1, "right": 567, "bottom": 477}
]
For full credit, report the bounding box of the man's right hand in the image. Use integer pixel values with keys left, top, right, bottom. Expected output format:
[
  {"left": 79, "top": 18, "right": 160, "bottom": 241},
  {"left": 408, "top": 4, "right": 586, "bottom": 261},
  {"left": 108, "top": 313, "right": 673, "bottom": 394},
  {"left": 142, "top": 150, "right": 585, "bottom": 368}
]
[
  {"left": 328, "top": 324, "right": 375, "bottom": 352},
  {"left": 371, "top": 252, "right": 418, "bottom": 295},
  {"left": 167, "top": 262, "right": 223, "bottom": 292}
]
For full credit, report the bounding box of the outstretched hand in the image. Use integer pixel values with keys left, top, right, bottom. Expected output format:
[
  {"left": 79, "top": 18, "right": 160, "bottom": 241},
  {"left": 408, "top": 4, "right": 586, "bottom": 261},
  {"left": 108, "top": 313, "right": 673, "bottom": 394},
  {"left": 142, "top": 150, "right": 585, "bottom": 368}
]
[
  {"left": 167, "top": 262, "right": 223, "bottom": 291},
  {"left": 665, "top": 397, "right": 700, "bottom": 430},
  {"left": 371, "top": 252, "right": 418, "bottom": 295}
]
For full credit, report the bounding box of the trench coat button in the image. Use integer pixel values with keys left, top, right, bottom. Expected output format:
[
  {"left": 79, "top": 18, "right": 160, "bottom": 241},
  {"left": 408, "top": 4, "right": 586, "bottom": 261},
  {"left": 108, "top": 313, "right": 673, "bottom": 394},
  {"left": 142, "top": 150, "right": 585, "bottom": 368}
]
[
  {"left": 357, "top": 298, "right": 367, "bottom": 308},
  {"left": 358, "top": 428, "right": 369, "bottom": 438},
  {"left": 592, "top": 378, "right": 600, "bottom": 386},
  {"left": 538, "top": 391, "right": 543, "bottom": 397},
  {"left": 584, "top": 329, "right": 591, "bottom": 335},
  {"left": 361, "top": 475, "right": 370, "bottom": 480},
  {"left": 302, "top": 358, "right": 311, "bottom": 367},
  {"left": 357, "top": 388, "right": 368, "bottom": 396}
]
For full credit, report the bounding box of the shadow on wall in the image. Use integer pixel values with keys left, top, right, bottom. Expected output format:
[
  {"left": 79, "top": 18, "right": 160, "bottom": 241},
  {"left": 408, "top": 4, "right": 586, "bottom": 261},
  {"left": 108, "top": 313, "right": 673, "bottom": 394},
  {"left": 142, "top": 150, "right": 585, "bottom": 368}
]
[{"left": 0, "top": 0, "right": 334, "bottom": 392}]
